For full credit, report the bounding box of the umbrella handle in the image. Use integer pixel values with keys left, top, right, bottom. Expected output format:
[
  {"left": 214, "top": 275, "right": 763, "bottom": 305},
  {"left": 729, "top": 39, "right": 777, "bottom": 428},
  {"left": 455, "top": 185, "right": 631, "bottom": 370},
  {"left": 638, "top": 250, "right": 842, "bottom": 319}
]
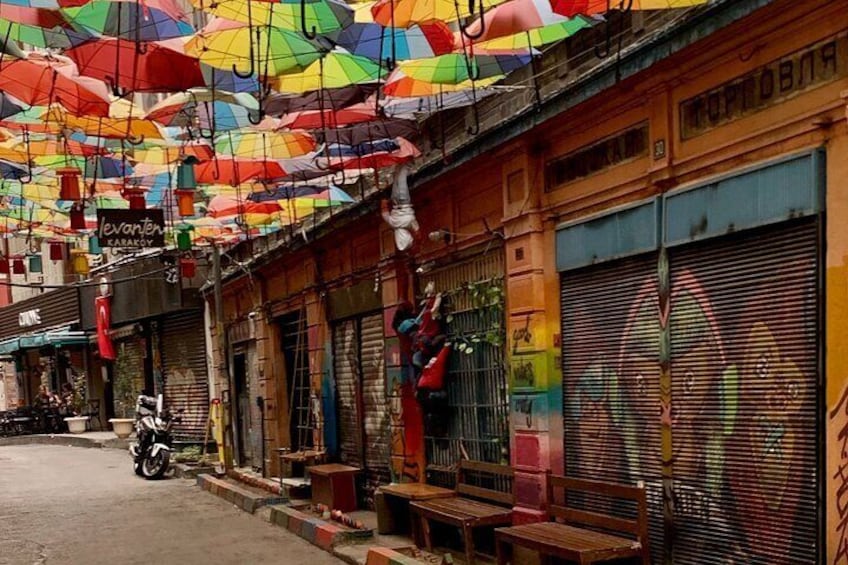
[
  {"left": 247, "top": 109, "right": 265, "bottom": 125},
  {"left": 19, "top": 129, "right": 32, "bottom": 184},
  {"left": 212, "top": 155, "right": 221, "bottom": 181},
  {"left": 459, "top": 0, "right": 486, "bottom": 40},
  {"left": 104, "top": 76, "right": 125, "bottom": 98},
  {"left": 232, "top": 60, "right": 255, "bottom": 79},
  {"left": 126, "top": 133, "right": 145, "bottom": 145},
  {"left": 300, "top": 0, "right": 317, "bottom": 39}
]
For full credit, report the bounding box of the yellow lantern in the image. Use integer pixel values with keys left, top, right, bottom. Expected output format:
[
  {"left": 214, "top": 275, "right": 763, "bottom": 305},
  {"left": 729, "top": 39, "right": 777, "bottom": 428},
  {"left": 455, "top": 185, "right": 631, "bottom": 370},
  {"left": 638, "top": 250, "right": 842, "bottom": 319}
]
[{"left": 71, "top": 249, "right": 89, "bottom": 275}]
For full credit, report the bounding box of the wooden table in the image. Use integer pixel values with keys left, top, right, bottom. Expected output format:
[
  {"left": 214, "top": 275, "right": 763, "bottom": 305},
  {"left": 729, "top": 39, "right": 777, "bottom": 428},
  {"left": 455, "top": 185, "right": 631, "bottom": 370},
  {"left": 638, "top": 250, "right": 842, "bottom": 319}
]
[
  {"left": 375, "top": 482, "right": 456, "bottom": 535},
  {"left": 307, "top": 463, "right": 361, "bottom": 513}
]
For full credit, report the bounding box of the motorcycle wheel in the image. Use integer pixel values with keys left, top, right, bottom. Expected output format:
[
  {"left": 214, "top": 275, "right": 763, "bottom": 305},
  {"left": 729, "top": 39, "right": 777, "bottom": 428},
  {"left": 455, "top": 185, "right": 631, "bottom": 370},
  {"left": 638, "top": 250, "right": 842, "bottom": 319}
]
[
  {"left": 133, "top": 459, "right": 144, "bottom": 476},
  {"left": 142, "top": 449, "right": 170, "bottom": 480}
]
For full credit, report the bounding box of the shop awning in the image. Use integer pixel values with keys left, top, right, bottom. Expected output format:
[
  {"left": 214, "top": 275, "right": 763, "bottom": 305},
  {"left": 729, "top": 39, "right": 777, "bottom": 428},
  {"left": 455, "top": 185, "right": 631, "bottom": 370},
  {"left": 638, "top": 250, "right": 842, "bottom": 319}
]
[{"left": 0, "top": 329, "right": 90, "bottom": 355}]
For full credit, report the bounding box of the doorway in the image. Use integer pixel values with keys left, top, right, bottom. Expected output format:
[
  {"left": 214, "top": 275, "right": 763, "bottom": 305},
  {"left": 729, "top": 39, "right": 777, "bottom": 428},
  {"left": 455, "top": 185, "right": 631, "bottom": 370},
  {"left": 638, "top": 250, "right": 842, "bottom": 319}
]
[{"left": 233, "top": 352, "right": 254, "bottom": 468}]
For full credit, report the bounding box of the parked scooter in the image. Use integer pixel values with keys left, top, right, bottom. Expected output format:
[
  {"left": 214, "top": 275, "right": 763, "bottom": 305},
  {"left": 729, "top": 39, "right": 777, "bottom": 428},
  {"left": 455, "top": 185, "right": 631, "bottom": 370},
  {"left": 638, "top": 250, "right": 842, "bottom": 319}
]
[{"left": 129, "top": 394, "right": 181, "bottom": 480}]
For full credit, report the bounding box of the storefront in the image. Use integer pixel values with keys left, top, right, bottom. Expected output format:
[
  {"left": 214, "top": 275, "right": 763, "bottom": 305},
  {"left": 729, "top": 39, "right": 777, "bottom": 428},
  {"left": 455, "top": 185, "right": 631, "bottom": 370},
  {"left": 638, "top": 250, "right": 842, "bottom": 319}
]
[
  {"left": 81, "top": 252, "right": 210, "bottom": 440},
  {"left": 556, "top": 152, "right": 822, "bottom": 562},
  {"left": 0, "top": 286, "right": 86, "bottom": 406}
]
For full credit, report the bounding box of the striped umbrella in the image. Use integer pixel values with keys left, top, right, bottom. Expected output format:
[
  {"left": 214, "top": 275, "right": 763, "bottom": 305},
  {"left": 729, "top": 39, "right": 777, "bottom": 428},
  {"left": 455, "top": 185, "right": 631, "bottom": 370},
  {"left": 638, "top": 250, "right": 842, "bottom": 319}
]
[{"left": 63, "top": 0, "right": 194, "bottom": 41}]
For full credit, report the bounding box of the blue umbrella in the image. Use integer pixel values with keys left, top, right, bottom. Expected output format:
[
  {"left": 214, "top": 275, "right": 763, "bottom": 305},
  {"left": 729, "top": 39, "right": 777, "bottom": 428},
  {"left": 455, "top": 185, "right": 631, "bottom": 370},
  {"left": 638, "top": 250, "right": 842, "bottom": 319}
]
[
  {"left": 85, "top": 156, "right": 132, "bottom": 179},
  {"left": 334, "top": 22, "right": 456, "bottom": 62},
  {"left": 0, "top": 92, "right": 23, "bottom": 120},
  {"left": 0, "top": 159, "right": 28, "bottom": 180},
  {"left": 248, "top": 185, "right": 324, "bottom": 202},
  {"left": 201, "top": 64, "right": 259, "bottom": 94}
]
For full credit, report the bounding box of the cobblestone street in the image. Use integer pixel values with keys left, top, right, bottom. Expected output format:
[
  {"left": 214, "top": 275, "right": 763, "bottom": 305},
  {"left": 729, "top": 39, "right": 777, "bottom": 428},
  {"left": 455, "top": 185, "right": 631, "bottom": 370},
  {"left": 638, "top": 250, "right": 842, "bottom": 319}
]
[{"left": 0, "top": 445, "right": 343, "bottom": 565}]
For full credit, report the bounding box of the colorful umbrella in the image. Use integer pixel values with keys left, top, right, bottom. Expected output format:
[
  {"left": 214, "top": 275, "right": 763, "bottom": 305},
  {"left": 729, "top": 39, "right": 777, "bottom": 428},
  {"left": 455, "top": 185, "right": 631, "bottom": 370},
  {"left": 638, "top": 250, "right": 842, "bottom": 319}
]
[
  {"left": 551, "top": 0, "right": 707, "bottom": 16},
  {"left": 0, "top": 5, "right": 91, "bottom": 48},
  {"left": 265, "top": 84, "right": 377, "bottom": 116},
  {"left": 0, "top": 94, "right": 24, "bottom": 120},
  {"left": 145, "top": 90, "right": 260, "bottom": 131},
  {"left": 200, "top": 63, "right": 259, "bottom": 94},
  {"left": 371, "top": 0, "right": 509, "bottom": 28},
  {"left": 334, "top": 21, "right": 455, "bottom": 62},
  {"left": 391, "top": 52, "right": 533, "bottom": 85},
  {"left": 382, "top": 69, "right": 503, "bottom": 96},
  {"left": 195, "top": 157, "right": 288, "bottom": 185},
  {"left": 272, "top": 50, "right": 384, "bottom": 94},
  {"left": 65, "top": 37, "right": 204, "bottom": 93},
  {"left": 214, "top": 131, "right": 315, "bottom": 159},
  {"left": 63, "top": 0, "right": 194, "bottom": 41},
  {"left": 470, "top": 17, "right": 593, "bottom": 50},
  {"left": 186, "top": 18, "right": 323, "bottom": 77},
  {"left": 190, "top": 0, "right": 353, "bottom": 35},
  {"left": 0, "top": 159, "right": 28, "bottom": 179},
  {"left": 0, "top": 55, "right": 111, "bottom": 117},
  {"left": 381, "top": 88, "right": 501, "bottom": 118},
  {"left": 314, "top": 117, "right": 419, "bottom": 146},
  {"left": 280, "top": 103, "right": 376, "bottom": 130}
]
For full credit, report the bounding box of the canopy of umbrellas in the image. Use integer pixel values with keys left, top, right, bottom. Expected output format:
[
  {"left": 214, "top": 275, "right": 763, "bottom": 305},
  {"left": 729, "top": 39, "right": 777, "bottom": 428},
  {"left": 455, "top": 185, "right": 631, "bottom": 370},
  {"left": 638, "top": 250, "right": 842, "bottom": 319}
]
[{"left": 0, "top": 0, "right": 706, "bottom": 249}]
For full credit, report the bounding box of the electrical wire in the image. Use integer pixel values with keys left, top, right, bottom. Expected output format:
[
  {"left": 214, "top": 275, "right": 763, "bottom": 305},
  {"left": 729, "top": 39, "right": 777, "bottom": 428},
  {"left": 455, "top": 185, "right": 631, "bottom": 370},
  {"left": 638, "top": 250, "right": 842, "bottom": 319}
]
[{"left": 0, "top": 267, "right": 170, "bottom": 289}]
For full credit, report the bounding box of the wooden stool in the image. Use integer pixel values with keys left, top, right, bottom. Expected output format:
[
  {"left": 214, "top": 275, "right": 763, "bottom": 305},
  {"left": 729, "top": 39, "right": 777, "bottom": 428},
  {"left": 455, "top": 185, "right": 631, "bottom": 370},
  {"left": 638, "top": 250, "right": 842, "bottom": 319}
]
[
  {"left": 376, "top": 482, "right": 456, "bottom": 535},
  {"left": 307, "top": 463, "right": 360, "bottom": 513}
]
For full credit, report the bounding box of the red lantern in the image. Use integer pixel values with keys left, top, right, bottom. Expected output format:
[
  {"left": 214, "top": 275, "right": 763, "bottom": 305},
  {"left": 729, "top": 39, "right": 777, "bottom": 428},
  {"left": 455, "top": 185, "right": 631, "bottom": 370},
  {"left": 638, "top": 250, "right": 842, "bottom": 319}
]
[
  {"left": 180, "top": 257, "right": 196, "bottom": 278},
  {"left": 49, "top": 241, "right": 64, "bottom": 261},
  {"left": 12, "top": 256, "right": 25, "bottom": 274},
  {"left": 123, "top": 188, "right": 146, "bottom": 210},
  {"left": 57, "top": 167, "right": 82, "bottom": 201},
  {"left": 69, "top": 204, "right": 86, "bottom": 230},
  {"left": 0, "top": 258, "right": 9, "bottom": 274},
  {"left": 175, "top": 189, "right": 195, "bottom": 217}
]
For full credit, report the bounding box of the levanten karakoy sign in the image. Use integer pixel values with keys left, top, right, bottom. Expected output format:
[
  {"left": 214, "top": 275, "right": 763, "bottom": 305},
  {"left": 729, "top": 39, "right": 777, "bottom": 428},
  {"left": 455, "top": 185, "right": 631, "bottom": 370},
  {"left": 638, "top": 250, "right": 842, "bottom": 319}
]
[{"left": 96, "top": 209, "right": 166, "bottom": 248}]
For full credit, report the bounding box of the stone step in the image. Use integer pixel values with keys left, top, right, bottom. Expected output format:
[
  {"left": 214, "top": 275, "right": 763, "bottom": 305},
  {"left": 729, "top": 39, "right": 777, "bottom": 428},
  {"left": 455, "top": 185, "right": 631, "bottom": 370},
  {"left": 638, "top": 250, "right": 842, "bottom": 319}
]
[{"left": 196, "top": 474, "right": 287, "bottom": 514}]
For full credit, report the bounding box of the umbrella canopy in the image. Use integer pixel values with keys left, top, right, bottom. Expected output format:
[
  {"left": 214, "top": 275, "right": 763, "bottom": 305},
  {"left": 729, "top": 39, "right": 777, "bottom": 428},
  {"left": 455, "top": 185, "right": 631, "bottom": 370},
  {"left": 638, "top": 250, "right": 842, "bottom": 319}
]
[
  {"left": 0, "top": 5, "right": 91, "bottom": 48},
  {"left": 551, "top": 0, "right": 707, "bottom": 16},
  {"left": 186, "top": 18, "right": 323, "bottom": 77},
  {"left": 190, "top": 0, "right": 353, "bottom": 34},
  {"left": 0, "top": 93, "right": 24, "bottom": 120},
  {"left": 470, "top": 17, "right": 593, "bottom": 50},
  {"left": 335, "top": 21, "right": 455, "bottom": 62},
  {"left": 391, "top": 52, "right": 533, "bottom": 85},
  {"left": 314, "top": 118, "right": 418, "bottom": 146},
  {"left": 0, "top": 159, "right": 29, "bottom": 179},
  {"left": 63, "top": 0, "right": 194, "bottom": 41},
  {"left": 324, "top": 137, "right": 420, "bottom": 170},
  {"left": 381, "top": 88, "right": 501, "bottom": 117},
  {"left": 215, "top": 131, "right": 315, "bottom": 159},
  {"left": 200, "top": 63, "right": 259, "bottom": 93},
  {"left": 195, "top": 157, "right": 288, "bottom": 186},
  {"left": 0, "top": 55, "right": 111, "bottom": 117},
  {"left": 280, "top": 103, "right": 376, "bottom": 130},
  {"left": 65, "top": 37, "right": 205, "bottom": 93},
  {"left": 382, "top": 69, "right": 503, "bottom": 96},
  {"left": 272, "top": 50, "right": 384, "bottom": 94},
  {"left": 370, "top": 0, "right": 508, "bottom": 28},
  {"left": 265, "top": 84, "right": 377, "bottom": 116},
  {"left": 145, "top": 90, "right": 260, "bottom": 130}
]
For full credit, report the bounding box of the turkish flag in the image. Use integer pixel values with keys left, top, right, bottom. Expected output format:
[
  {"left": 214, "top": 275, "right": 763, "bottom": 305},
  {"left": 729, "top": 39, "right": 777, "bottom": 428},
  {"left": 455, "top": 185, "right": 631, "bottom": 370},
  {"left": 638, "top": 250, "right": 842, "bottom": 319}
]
[{"left": 95, "top": 296, "right": 116, "bottom": 361}]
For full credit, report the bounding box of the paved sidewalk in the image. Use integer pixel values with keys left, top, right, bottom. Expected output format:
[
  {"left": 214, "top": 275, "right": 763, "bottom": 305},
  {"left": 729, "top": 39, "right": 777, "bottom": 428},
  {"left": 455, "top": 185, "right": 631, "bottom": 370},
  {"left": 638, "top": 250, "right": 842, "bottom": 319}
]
[{"left": 0, "top": 431, "right": 130, "bottom": 449}]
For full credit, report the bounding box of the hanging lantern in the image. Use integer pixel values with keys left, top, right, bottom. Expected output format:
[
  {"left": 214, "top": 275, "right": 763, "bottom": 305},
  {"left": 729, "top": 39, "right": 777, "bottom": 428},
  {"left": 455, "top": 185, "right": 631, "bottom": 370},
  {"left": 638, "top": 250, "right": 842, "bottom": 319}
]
[
  {"left": 69, "top": 204, "right": 86, "bottom": 230},
  {"left": 88, "top": 236, "right": 102, "bottom": 255},
  {"left": 57, "top": 167, "right": 82, "bottom": 201},
  {"left": 0, "top": 257, "right": 8, "bottom": 274},
  {"left": 49, "top": 241, "right": 64, "bottom": 261},
  {"left": 28, "top": 254, "right": 42, "bottom": 273},
  {"left": 176, "top": 226, "right": 193, "bottom": 251},
  {"left": 12, "top": 256, "right": 25, "bottom": 274},
  {"left": 175, "top": 189, "right": 195, "bottom": 217},
  {"left": 123, "top": 187, "right": 146, "bottom": 210},
  {"left": 71, "top": 249, "right": 89, "bottom": 275},
  {"left": 176, "top": 156, "right": 199, "bottom": 190},
  {"left": 180, "top": 256, "right": 196, "bottom": 278}
]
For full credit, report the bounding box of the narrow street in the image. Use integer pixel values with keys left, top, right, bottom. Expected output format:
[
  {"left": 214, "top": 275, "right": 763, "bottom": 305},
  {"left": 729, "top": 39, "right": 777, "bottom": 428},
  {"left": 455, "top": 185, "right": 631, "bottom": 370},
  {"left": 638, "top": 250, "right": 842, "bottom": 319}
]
[{"left": 0, "top": 445, "right": 343, "bottom": 565}]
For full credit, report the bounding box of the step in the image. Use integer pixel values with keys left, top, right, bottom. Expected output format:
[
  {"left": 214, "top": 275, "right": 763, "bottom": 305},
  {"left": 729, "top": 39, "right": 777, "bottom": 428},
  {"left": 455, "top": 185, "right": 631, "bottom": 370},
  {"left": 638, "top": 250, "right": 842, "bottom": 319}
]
[{"left": 196, "top": 474, "right": 287, "bottom": 514}]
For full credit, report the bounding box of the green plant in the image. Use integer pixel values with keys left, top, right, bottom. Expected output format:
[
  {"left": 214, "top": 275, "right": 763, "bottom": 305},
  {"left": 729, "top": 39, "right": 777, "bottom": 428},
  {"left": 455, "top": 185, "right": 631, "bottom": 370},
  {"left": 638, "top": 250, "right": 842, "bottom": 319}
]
[
  {"left": 444, "top": 276, "right": 505, "bottom": 354},
  {"left": 71, "top": 371, "right": 87, "bottom": 416},
  {"left": 113, "top": 347, "right": 137, "bottom": 418}
]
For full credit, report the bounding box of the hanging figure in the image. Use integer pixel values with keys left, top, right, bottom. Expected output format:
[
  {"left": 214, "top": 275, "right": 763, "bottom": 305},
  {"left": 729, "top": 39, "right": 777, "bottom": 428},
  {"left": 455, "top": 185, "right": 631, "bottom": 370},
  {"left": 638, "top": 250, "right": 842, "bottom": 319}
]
[{"left": 381, "top": 163, "right": 419, "bottom": 252}]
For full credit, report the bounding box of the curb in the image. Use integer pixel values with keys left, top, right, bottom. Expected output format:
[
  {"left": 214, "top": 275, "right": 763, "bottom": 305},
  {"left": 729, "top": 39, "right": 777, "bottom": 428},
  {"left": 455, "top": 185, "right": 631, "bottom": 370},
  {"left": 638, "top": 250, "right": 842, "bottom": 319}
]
[
  {"left": 0, "top": 435, "right": 129, "bottom": 450},
  {"left": 196, "top": 473, "right": 287, "bottom": 514}
]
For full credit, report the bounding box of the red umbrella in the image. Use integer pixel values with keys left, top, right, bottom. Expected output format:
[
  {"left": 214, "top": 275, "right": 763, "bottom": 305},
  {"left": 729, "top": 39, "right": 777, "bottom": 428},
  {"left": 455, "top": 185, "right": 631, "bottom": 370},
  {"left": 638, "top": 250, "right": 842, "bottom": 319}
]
[
  {"left": 65, "top": 37, "right": 204, "bottom": 93},
  {"left": 279, "top": 103, "right": 377, "bottom": 130},
  {"left": 196, "top": 157, "right": 288, "bottom": 186},
  {"left": 0, "top": 55, "right": 110, "bottom": 117},
  {"left": 550, "top": 0, "right": 609, "bottom": 16},
  {"left": 328, "top": 137, "right": 420, "bottom": 171}
]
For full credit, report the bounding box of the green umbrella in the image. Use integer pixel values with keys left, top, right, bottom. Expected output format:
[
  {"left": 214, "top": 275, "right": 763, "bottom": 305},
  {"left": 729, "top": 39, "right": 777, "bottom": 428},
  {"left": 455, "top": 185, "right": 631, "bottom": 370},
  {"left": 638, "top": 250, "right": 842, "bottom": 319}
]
[
  {"left": 392, "top": 52, "right": 534, "bottom": 85},
  {"left": 62, "top": 0, "right": 194, "bottom": 41},
  {"left": 0, "top": 16, "right": 92, "bottom": 49}
]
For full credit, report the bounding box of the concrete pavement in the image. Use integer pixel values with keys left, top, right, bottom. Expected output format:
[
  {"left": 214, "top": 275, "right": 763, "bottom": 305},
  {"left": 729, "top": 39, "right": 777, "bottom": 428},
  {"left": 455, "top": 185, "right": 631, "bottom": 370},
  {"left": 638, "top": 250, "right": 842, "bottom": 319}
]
[{"left": 0, "top": 445, "right": 344, "bottom": 565}]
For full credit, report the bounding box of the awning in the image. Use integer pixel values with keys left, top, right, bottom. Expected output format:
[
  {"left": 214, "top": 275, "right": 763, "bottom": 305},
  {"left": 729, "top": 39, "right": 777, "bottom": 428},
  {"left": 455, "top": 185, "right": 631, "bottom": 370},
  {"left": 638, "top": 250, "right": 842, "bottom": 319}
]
[{"left": 0, "top": 328, "right": 90, "bottom": 355}]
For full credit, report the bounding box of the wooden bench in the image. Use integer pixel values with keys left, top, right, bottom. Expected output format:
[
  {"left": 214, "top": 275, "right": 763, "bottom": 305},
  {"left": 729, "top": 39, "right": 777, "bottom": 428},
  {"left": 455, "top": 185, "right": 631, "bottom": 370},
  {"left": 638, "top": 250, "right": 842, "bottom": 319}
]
[
  {"left": 410, "top": 461, "right": 515, "bottom": 564},
  {"left": 495, "top": 474, "right": 650, "bottom": 565}
]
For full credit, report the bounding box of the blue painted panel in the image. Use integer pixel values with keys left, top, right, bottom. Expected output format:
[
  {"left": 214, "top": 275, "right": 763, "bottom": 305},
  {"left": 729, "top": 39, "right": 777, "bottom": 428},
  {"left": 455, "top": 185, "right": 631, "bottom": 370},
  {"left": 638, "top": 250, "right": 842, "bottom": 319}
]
[
  {"left": 664, "top": 151, "right": 824, "bottom": 247},
  {"left": 556, "top": 199, "right": 659, "bottom": 271}
]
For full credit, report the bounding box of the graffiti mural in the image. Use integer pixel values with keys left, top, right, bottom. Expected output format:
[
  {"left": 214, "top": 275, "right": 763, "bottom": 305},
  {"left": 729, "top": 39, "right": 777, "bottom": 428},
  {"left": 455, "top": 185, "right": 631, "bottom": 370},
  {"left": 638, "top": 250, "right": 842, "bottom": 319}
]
[{"left": 563, "top": 225, "right": 818, "bottom": 564}]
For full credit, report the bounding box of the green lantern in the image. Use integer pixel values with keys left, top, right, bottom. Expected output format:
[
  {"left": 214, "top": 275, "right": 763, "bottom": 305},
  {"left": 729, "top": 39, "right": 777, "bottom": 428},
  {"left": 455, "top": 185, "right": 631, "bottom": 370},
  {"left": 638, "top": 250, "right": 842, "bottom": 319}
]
[
  {"left": 176, "top": 227, "right": 193, "bottom": 251},
  {"left": 176, "top": 156, "right": 199, "bottom": 190},
  {"left": 28, "top": 254, "right": 42, "bottom": 273},
  {"left": 88, "top": 236, "right": 102, "bottom": 255}
]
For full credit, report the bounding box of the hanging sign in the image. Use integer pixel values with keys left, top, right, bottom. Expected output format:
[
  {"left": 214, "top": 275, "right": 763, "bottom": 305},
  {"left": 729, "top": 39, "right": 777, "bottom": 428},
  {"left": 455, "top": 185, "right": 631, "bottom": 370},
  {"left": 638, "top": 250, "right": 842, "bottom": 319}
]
[
  {"left": 95, "top": 295, "right": 116, "bottom": 361},
  {"left": 96, "top": 209, "right": 166, "bottom": 248}
]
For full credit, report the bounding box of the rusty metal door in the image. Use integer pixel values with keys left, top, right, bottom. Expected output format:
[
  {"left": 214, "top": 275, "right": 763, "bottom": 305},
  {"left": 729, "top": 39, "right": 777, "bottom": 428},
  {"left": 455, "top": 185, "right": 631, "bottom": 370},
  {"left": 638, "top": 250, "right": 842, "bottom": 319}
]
[
  {"left": 360, "top": 312, "right": 389, "bottom": 502},
  {"left": 560, "top": 253, "right": 664, "bottom": 563},
  {"left": 333, "top": 319, "right": 363, "bottom": 469},
  {"left": 667, "top": 219, "right": 819, "bottom": 563},
  {"left": 161, "top": 310, "right": 210, "bottom": 442}
]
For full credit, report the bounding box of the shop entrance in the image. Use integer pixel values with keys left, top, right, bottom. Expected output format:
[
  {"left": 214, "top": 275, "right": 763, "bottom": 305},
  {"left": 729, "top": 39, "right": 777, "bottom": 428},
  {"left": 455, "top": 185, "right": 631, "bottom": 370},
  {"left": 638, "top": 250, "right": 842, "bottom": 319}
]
[{"left": 233, "top": 351, "right": 255, "bottom": 469}]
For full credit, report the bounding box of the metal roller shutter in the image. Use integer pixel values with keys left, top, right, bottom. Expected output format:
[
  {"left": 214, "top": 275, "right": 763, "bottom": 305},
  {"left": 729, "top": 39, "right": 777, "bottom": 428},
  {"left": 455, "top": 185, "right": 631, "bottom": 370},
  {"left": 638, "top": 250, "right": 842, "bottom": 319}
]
[
  {"left": 668, "top": 219, "right": 818, "bottom": 563},
  {"left": 420, "top": 248, "right": 508, "bottom": 486},
  {"left": 561, "top": 254, "right": 664, "bottom": 563},
  {"left": 360, "top": 312, "right": 390, "bottom": 500},
  {"left": 161, "top": 310, "right": 210, "bottom": 441},
  {"left": 333, "top": 319, "right": 363, "bottom": 468}
]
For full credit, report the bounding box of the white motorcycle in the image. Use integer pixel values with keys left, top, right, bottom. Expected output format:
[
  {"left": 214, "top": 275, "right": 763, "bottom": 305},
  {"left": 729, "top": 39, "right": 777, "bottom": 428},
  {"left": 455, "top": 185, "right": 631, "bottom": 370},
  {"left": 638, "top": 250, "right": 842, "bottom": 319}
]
[{"left": 129, "top": 394, "right": 181, "bottom": 480}]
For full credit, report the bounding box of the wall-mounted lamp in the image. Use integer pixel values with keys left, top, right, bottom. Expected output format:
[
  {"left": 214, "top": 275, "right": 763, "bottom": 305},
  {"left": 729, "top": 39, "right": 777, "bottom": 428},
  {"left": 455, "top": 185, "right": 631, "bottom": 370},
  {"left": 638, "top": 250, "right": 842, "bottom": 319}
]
[{"left": 428, "top": 228, "right": 452, "bottom": 245}]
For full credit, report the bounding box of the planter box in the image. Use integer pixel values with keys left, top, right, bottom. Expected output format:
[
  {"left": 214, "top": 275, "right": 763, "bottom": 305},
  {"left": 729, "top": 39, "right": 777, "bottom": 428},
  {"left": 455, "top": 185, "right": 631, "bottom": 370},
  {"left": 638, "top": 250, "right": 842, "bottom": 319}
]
[{"left": 64, "top": 416, "right": 89, "bottom": 434}]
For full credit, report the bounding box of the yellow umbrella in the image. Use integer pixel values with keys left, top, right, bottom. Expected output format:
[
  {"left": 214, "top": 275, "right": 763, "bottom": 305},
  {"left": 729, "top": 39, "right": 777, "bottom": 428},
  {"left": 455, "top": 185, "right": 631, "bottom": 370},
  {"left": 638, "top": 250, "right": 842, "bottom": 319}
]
[
  {"left": 272, "top": 50, "right": 383, "bottom": 94},
  {"left": 0, "top": 141, "right": 28, "bottom": 163},
  {"left": 189, "top": 0, "right": 353, "bottom": 33},
  {"left": 45, "top": 106, "right": 163, "bottom": 140},
  {"left": 215, "top": 131, "right": 316, "bottom": 159}
]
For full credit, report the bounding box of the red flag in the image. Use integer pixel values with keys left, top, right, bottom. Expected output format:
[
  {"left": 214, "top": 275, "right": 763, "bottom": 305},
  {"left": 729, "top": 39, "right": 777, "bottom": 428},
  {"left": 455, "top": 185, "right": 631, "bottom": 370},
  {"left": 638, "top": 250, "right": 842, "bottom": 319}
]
[{"left": 95, "top": 296, "right": 116, "bottom": 361}]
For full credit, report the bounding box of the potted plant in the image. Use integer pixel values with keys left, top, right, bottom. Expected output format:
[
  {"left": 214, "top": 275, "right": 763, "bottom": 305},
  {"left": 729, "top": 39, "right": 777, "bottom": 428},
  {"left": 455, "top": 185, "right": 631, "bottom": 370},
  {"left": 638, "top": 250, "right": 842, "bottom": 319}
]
[
  {"left": 64, "top": 371, "right": 89, "bottom": 434},
  {"left": 108, "top": 347, "right": 136, "bottom": 439}
]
